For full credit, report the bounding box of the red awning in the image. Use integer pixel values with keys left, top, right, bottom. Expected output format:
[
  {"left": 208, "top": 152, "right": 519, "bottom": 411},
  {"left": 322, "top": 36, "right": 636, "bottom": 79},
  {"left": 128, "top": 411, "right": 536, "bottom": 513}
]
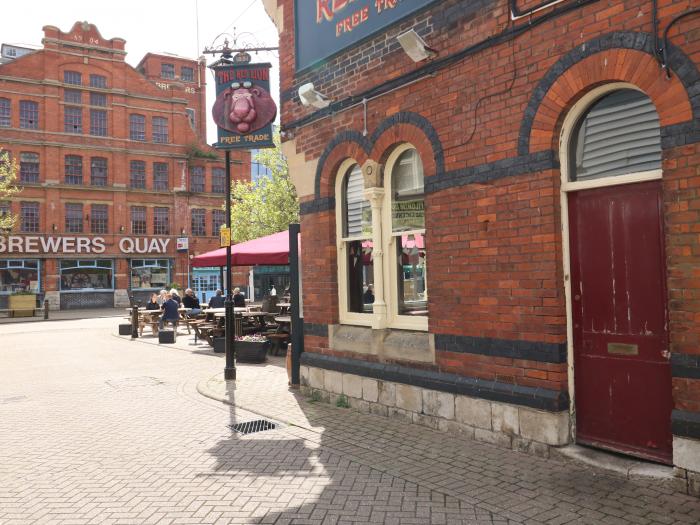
[{"left": 191, "top": 230, "right": 294, "bottom": 267}]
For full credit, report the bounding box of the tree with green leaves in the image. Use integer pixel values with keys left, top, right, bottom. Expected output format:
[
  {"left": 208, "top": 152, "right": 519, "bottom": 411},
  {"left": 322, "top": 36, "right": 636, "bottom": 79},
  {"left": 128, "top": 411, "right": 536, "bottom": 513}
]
[
  {"left": 229, "top": 133, "right": 299, "bottom": 243},
  {"left": 0, "top": 150, "right": 20, "bottom": 231}
]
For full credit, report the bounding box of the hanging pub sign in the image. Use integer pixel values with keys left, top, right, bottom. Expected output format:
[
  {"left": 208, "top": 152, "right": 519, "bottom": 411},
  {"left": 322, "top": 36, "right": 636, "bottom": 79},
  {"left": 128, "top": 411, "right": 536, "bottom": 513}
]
[
  {"left": 295, "top": 0, "right": 440, "bottom": 71},
  {"left": 211, "top": 61, "right": 277, "bottom": 149}
]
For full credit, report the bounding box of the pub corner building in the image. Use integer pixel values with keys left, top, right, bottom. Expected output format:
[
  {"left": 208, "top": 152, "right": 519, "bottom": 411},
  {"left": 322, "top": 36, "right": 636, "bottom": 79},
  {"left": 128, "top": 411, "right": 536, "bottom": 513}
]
[
  {"left": 0, "top": 22, "right": 250, "bottom": 311},
  {"left": 268, "top": 0, "right": 700, "bottom": 493}
]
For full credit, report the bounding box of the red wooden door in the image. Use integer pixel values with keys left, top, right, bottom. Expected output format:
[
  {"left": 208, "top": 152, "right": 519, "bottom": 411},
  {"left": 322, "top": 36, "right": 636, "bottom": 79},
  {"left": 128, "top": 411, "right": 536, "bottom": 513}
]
[{"left": 568, "top": 180, "right": 672, "bottom": 464}]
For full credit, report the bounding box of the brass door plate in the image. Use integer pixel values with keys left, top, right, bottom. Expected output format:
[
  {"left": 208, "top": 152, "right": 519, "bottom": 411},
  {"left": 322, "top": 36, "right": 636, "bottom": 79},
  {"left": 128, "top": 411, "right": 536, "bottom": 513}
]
[{"left": 607, "top": 342, "right": 639, "bottom": 356}]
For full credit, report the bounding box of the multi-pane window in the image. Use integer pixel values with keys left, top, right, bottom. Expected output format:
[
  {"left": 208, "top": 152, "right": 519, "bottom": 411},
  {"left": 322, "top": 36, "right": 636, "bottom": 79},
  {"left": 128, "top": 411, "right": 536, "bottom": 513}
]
[
  {"left": 190, "top": 166, "right": 205, "bottom": 192},
  {"left": 191, "top": 209, "right": 206, "bottom": 236},
  {"left": 152, "top": 117, "right": 168, "bottom": 143},
  {"left": 0, "top": 98, "right": 10, "bottom": 127},
  {"left": 19, "top": 152, "right": 39, "bottom": 183},
  {"left": 0, "top": 201, "right": 10, "bottom": 231},
  {"left": 89, "top": 74, "right": 106, "bottom": 88},
  {"left": 89, "top": 92, "right": 106, "bottom": 106},
  {"left": 153, "top": 162, "right": 168, "bottom": 191},
  {"left": 90, "top": 157, "right": 108, "bottom": 186},
  {"left": 64, "top": 71, "right": 82, "bottom": 85},
  {"left": 130, "top": 160, "right": 146, "bottom": 189},
  {"left": 181, "top": 66, "right": 194, "bottom": 82},
  {"left": 212, "top": 209, "right": 226, "bottom": 236},
  {"left": 20, "top": 202, "right": 39, "bottom": 233},
  {"left": 161, "top": 63, "right": 175, "bottom": 79},
  {"left": 64, "top": 155, "right": 83, "bottom": 185},
  {"left": 90, "top": 109, "right": 107, "bottom": 136},
  {"left": 131, "top": 206, "right": 147, "bottom": 235},
  {"left": 129, "top": 114, "right": 145, "bottom": 141},
  {"left": 65, "top": 203, "right": 83, "bottom": 233},
  {"left": 154, "top": 207, "right": 169, "bottom": 235},
  {"left": 211, "top": 167, "right": 226, "bottom": 194},
  {"left": 19, "top": 100, "right": 38, "bottom": 129},
  {"left": 90, "top": 204, "right": 108, "bottom": 234},
  {"left": 64, "top": 89, "right": 82, "bottom": 104},
  {"left": 64, "top": 106, "right": 82, "bottom": 133},
  {"left": 186, "top": 108, "right": 195, "bottom": 129}
]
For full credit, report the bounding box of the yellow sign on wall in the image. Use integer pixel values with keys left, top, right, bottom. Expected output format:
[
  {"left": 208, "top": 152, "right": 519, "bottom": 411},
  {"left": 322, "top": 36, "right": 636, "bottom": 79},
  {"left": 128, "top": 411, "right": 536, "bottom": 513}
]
[{"left": 219, "top": 227, "right": 231, "bottom": 247}]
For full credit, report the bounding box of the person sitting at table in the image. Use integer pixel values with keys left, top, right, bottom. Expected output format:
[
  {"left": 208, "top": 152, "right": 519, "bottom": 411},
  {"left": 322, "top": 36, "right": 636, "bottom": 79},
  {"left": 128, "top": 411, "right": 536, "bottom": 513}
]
[
  {"left": 159, "top": 293, "right": 179, "bottom": 330},
  {"left": 170, "top": 288, "right": 182, "bottom": 305},
  {"left": 158, "top": 289, "right": 168, "bottom": 306},
  {"left": 233, "top": 287, "right": 246, "bottom": 308},
  {"left": 145, "top": 293, "right": 160, "bottom": 310},
  {"left": 182, "top": 288, "right": 202, "bottom": 316},
  {"left": 208, "top": 289, "right": 225, "bottom": 308}
]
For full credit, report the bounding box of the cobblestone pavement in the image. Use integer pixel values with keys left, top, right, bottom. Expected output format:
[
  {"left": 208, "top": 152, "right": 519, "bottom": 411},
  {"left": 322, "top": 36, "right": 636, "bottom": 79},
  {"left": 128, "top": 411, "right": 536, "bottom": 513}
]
[{"left": 1, "top": 319, "right": 700, "bottom": 524}]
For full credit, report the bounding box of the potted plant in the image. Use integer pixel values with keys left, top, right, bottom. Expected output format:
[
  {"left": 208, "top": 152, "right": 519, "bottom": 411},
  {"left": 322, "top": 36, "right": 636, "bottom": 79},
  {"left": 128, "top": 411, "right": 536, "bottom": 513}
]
[
  {"left": 235, "top": 333, "right": 271, "bottom": 363},
  {"left": 9, "top": 291, "right": 37, "bottom": 317}
]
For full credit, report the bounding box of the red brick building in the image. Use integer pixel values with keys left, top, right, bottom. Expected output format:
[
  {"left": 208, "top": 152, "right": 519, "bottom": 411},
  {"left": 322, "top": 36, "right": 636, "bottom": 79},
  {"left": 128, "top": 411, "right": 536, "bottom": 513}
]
[
  {"left": 0, "top": 22, "right": 249, "bottom": 310},
  {"left": 268, "top": 0, "right": 700, "bottom": 492}
]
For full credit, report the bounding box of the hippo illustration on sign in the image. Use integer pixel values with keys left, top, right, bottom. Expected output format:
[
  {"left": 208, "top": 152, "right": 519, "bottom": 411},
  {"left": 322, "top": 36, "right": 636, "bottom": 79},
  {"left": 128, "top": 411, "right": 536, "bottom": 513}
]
[{"left": 212, "top": 81, "right": 277, "bottom": 134}]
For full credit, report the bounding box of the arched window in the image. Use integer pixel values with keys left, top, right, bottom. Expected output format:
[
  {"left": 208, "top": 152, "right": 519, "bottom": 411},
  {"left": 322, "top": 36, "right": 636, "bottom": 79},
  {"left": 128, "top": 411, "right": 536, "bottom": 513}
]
[
  {"left": 570, "top": 89, "right": 661, "bottom": 182},
  {"left": 337, "top": 163, "right": 373, "bottom": 318},
  {"left": 387, "top": 147, "right": 428, "bottom": 322}
]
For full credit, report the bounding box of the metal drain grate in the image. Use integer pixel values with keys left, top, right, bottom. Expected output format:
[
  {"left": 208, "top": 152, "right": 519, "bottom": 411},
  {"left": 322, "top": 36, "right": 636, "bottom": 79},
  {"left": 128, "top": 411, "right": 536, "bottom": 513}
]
[{"left": 228, "top": 419, "right": 277, "bottom": 435}]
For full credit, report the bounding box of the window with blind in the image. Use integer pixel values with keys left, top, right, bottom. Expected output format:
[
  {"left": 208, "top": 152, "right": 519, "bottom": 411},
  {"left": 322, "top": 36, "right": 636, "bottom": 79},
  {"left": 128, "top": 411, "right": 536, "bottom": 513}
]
[{"left": 570, "top": 89, "right": 662, "bottom": 182}]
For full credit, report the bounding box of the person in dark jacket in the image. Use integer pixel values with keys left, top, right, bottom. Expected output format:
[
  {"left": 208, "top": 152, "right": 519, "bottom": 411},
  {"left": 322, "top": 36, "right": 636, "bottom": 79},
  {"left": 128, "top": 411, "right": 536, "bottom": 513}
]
[
  {"left": 208, "top": 289, "right": 225, "bottom": 308},
  {"left": 169, "top": 288, "right": 182, "bottom": 305},
  {"left": 159, "top": 293, "right": 180, "bottom": 330},
  {"left": 182, "top": 288, "right": 202, "bottom": 316},
  {"left": 232, "top": 287, "right": 246, "bottom": 308},
  {"left": 145, "top": 293, "right": 160, "bottom": 310}
]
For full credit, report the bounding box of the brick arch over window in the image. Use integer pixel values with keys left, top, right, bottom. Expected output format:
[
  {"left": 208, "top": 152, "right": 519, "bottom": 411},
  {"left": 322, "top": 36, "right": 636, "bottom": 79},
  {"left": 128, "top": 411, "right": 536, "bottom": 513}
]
[
  {"left": 315, "top": 130, "right": 371, "bottom": 201},
  {"left": 518, "top": 31, "right": 700, "bottom": 156}
]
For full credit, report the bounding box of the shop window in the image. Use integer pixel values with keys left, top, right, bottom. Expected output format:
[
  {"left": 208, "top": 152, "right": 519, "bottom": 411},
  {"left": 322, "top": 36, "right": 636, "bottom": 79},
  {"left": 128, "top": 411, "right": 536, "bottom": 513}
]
[
  {"left": 211, "top": 167, "right": 226, "bottom": 193},
  {"left": 90, "top": 109, "right": 107, "bottom": 136},
  {"left": 60, "top": 260, "right": 113, "bottom": 291},
  {"left": 90, "top": 92, "right": 106, "bottom": 107},
  {"left": 338, "top": 164, "right": 373, "bottom": 315},
  {"left": 90, "top": 204, "right": 108, "bottom": 234},
  {"left": 131, "top": 206, "right": 147, "bottom": 235},
  {"left": 64, "top": 106, "right": 82, "bottom": 133},
  {"left": 0, "top": 260, "right": 39, "bottom": 293},
  {"left": 161, "top": 63, "right": 175, "bottom": 80},
  {"left": 89, "top": 74, "right": 106, "bottom": 88},
  {"left": 64, "top": 89, "right": 81, "bottom": 104},
  {"left": 129, "top": 114, "right": 145, "bottom": 141},
  {"left": 19, "top": 100, "right": 38, "bottom": 129},
  {"left": 152, "top": 116, "right": 168, "bottom": 143},
  {"left": 65, "top": 155, "right": 83, "bottom": 185},
  {"left": 130, "top": 259, "right": 170, "bottom": 290},
  {"left": 129, "top": 160, "right": 146, "bottom": 189},
  {"left": 19, "top": 152, "right": 39, "bottom": 183},
  {"left": 191, "top": 208, "right": 206, "bottom": 236},
  {"left": 90, "top": 157, "right": 108, "bottom": 186},
  {"left": 190, "top": 166, "right": 205, "bottom": 192},
  {"left": 181, "top": 66, "right": 194, "bottom": 82},
  {"left": 390, "top": 149, "right": 427, "bottom": 317},
  {"left": 64, "top": 71, "right": 82, "bottom": 85},
  {"left": 153, "top": 162, "right": 169, "bottom": 191},
  {"left": 65, "top": 203, "right": 83, "bottom": 233},
  {"left": 212, "top": 209, "right": 226, "bottom": 236},
  {"left": 20, "top": 202, "right": 39, "bottom": 233},
  {"left": 154, "top": 207, "right": 169, "bottom": 235},
  {"left": 570, "top": 89, "right": 662, "bottom": 182},
  {"left": 0, "top": 98, "right": 10, "bottom": 127}
]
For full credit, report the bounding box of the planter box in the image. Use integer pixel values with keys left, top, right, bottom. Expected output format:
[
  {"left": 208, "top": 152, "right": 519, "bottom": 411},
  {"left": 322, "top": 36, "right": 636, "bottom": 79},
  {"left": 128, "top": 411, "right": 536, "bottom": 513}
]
[
  {"left": 213, "top": 337, "right": 225, "bottom": 353},
  {"left": 235, "top": 340, "right": 270, "bottom": 363},
  {"left": 9, "top": 294, "right": 36, "bottom": 317},
  {"left": 118, "top": 323, "right": 133, "bottom": 336}
]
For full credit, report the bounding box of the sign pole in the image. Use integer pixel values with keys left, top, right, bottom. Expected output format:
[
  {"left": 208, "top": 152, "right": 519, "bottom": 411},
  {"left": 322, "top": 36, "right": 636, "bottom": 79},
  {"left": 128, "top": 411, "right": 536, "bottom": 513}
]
[{"left": 224, "top": 149, "right": 236, "bottom": 381}]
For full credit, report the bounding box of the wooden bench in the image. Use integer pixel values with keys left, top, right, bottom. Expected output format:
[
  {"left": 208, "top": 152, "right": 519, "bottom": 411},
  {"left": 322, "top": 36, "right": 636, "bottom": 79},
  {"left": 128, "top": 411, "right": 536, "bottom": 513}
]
[{"left": 266, "top": 333, "right": 289, "bottom": 356}]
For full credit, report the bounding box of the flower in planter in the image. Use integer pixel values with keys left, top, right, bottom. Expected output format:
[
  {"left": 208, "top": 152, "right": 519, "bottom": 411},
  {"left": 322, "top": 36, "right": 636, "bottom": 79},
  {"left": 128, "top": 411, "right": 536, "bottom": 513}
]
[{"left": 235, "top": 333, "right": 267, "bottom": 342}]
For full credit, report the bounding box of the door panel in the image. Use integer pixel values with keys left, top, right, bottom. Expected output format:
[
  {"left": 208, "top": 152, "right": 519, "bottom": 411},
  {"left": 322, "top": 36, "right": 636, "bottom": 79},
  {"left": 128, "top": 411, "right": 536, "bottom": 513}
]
[{"left": 569, "top": 180, "right": 672, "bottom": 463}]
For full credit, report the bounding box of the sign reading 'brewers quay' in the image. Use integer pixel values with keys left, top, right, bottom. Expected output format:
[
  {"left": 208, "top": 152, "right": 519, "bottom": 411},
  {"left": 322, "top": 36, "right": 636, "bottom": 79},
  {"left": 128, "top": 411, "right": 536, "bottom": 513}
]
[
  {"left": 212, "top": 61, "right": 277, "bottom": 149},
  {"left": 0, "top": 236, "right": 171, "bottom": 254},
  {"left": 295, "top": 0, "right": 439, "bottom": 71}
]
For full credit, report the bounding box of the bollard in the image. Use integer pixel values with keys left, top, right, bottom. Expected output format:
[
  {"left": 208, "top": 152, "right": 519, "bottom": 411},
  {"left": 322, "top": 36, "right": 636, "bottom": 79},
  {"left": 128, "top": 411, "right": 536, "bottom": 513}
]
[
  {"left": 131, "top": 305, "right": 139, "bottom": 339},
  {"left": 43, "top": 299, "right": 49, "bottom": 320},
  {"left": 202, "top": 292, "right": 206, "bottom": 304}
]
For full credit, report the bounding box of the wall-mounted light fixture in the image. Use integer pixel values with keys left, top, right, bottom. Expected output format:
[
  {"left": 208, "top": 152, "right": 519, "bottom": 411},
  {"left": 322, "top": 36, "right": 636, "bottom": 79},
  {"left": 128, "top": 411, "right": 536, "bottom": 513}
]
[
  {"left": 119, "top": 225, "right": 125, "bottom": 232},
  {"left": 396, "top": 29, "right": 436, "bottom": 62},
  {"left": 52, "top": 223, "right": 57, "bottom": 232},
  {"left": 298, "top": 82, "right": 330, "bottom": 109},
  {"left": 180, "top": 228, "right": 186, "bottom": 235}
]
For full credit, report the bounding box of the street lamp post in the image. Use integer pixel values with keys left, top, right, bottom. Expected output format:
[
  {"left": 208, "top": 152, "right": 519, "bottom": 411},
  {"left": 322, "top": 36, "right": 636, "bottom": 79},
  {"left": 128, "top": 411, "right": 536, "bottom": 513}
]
[{"left": 224, "top": 149, "right": 236, "bottom": 381}]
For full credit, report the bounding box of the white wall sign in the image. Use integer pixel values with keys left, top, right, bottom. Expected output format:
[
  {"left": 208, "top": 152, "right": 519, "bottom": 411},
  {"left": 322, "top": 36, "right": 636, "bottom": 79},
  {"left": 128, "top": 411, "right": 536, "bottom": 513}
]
[{"left": 0, "top": 236, "right": 172, "bottom": 255}]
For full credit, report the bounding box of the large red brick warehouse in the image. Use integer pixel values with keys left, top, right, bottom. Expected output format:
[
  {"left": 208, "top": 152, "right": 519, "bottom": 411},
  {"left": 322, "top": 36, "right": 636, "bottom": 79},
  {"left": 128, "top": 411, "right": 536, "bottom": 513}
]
[{"left": 265, "top": 0, "right": 700, "bottom": 494}]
